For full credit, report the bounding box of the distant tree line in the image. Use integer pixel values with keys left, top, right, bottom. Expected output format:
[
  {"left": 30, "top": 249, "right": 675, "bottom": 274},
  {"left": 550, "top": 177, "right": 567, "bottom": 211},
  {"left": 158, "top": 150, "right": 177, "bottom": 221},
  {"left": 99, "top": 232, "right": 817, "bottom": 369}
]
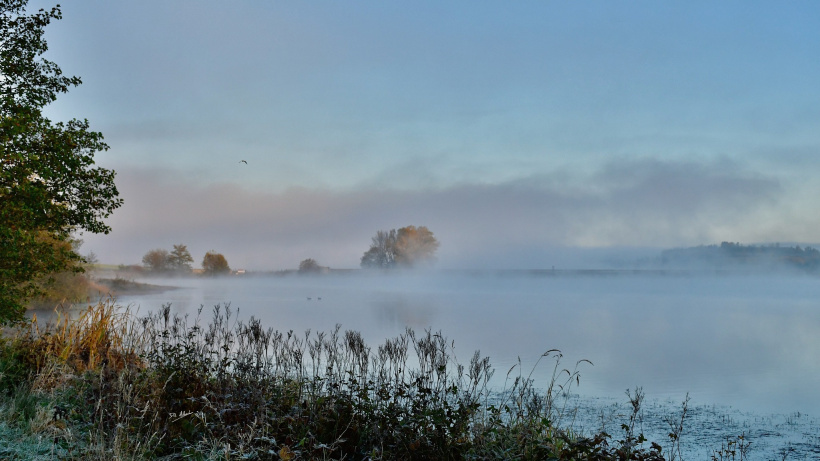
[
  {"left": 141, "top": 245, "right": 231, "bottom": 276},
  {"left": 139, "top": 226, "right": 441, "bottom": 278},
  {"left": 660, "top": 242, "right": 820, "bottom": 271},
  {"left": 142, "top": 244, "right": 194, "bottom": 273}
]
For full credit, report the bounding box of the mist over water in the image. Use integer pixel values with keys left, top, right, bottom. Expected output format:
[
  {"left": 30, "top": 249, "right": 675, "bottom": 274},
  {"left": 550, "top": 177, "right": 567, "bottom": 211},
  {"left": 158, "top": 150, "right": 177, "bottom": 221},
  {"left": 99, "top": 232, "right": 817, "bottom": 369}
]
[{"left": 115, "top": 271, "right": 820, "bottom": 418}]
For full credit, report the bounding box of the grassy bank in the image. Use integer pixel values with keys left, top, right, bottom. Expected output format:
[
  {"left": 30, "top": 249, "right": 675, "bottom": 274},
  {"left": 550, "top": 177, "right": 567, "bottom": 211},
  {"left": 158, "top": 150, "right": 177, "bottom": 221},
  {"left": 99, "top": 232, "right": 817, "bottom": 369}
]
[{"left": 0, "top": 301, "right": 675, "bottom": 460}]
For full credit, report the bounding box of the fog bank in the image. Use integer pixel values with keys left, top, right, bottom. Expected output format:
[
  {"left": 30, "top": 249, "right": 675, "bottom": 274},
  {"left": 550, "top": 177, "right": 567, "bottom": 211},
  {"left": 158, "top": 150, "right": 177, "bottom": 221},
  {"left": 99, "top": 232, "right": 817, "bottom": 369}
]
[{"left": 83, "top": 158, "right": 785, "bottom": 270}]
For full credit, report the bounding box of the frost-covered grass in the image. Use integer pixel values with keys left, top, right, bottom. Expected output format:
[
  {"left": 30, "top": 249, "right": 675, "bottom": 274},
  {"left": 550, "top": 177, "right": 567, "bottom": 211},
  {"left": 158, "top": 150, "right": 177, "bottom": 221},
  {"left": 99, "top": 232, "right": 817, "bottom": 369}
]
[
  {"left": 0, "top": 419, "right": 71, "bottom": 460},
  {"left": 0, "top": 300, "right": 703, "bottom": 459}
]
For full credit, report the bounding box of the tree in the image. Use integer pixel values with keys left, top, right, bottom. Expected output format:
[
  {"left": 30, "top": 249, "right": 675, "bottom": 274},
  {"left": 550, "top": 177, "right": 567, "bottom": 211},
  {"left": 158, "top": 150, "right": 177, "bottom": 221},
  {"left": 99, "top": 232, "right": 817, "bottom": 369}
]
[
  {"left": 298, "top": 258, "right": 322, "bottom": 274},
  {"left": 142, "top": 244, "right": 193, "bottom": 273},
  {"left": 361, "top": 229, "right": 397, "bottom": 268},
  {"left": 31, "top": 235, "right": 90, "bottom": 304},
  {"left": 360, "top": 226, "right": 439, "bottom": 269},
  {"left": 84, "top": 249, "right": 98, "bottom": 267},
  {"left": 142, "top": 249, "right": 170, "bottom": 272},
  {"left": 168, "top": 244, "right": 193, "bottom": 272},
  {"left": 395, "top": 225, "right": 439, "bottom": 267},
  {"left": 202, "top": 251, "right": 230, "bottom": 275},
  {"left": 0, "top": 1, "right": 121, "bottom": 322}
]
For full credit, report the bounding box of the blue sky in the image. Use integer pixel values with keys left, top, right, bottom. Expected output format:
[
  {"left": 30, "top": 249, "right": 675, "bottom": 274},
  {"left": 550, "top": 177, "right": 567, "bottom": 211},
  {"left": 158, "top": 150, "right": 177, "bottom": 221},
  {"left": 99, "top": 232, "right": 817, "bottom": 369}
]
[{"left": 30, "top": 1, "right": 820, "bottom": 269}]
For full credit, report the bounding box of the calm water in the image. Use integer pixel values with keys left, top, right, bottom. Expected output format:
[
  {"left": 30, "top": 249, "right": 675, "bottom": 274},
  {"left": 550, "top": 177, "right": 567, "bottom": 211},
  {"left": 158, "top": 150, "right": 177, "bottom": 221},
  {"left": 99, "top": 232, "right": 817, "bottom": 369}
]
[{"left": 114, "top": 271, "right": 820, "bottom": 457}]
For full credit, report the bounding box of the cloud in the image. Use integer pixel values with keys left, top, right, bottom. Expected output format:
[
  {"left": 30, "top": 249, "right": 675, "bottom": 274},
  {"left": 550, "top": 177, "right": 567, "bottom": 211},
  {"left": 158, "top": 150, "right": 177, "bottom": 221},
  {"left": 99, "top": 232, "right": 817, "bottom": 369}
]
[{"left": 82, "top": 158, "right": 783, "bottom": 270}]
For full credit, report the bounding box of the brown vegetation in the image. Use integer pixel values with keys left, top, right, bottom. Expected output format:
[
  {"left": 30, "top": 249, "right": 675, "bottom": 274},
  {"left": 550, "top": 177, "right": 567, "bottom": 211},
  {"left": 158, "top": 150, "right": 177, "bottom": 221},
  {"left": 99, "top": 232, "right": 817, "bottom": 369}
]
[{"left": 0, "top": 300, "right": 673, "bottom": 459}]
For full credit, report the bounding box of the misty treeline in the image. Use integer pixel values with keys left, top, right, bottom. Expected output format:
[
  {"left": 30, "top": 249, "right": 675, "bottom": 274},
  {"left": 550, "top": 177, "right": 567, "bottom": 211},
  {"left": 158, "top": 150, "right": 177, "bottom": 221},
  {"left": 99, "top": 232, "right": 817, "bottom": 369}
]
[
  {"left": 141, "top": 245, "right": 193, "bottom": 273},
  {"left": 361, "top": 225, "right": 439, "bottom": 269},
  {"left": 142, "top": 245, "right": 231, "bottom": 275},
  {"left": 661, "top": 242, "right": 820, "bottom": 271},
  {"left": 137, "top": 225, "right": 439, "bottom": 278}
]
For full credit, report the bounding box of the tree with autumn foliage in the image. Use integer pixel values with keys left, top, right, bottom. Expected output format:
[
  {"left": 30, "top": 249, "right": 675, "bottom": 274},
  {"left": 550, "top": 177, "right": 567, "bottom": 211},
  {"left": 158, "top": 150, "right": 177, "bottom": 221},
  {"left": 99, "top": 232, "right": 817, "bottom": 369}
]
[
  {"left": 141, "top": 244, "right": 194, "bottom": 274},
  {"left": 361, "top": 226, "right": 439, "bottom": 269},
  {"left": 142, "top": 248, "right": 170, "bottom": 272},
  {"left": 202, "top": 251, "right": 230, "bottom": 276}
]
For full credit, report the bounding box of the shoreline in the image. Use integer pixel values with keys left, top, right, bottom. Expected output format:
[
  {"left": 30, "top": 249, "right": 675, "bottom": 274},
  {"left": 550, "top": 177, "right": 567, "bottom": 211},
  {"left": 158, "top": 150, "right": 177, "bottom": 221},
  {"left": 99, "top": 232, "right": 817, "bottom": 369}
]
[{"left": 91, "top": 277, "right": 179, "bottom": 297}]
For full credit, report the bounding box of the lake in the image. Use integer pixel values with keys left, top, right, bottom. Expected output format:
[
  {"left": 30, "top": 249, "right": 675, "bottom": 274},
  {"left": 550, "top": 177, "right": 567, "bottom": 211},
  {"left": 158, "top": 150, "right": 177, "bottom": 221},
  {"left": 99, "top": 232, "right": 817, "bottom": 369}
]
[{"left": 114, "top": 271, "right": 820, "bottom": 458}]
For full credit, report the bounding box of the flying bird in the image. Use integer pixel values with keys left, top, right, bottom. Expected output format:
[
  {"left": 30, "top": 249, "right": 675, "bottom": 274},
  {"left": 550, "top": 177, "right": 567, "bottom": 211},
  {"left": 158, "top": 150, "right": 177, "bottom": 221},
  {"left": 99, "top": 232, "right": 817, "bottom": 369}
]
[{"left": 239, "top": 160, "right": 248, "bottom": 164}]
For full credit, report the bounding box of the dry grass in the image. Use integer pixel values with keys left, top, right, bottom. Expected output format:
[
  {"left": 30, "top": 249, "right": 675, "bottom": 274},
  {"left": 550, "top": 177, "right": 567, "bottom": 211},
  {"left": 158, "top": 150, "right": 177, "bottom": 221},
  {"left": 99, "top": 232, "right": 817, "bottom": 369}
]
[{"left": 0, "top": 300, "right": 670, "bottom": 460}]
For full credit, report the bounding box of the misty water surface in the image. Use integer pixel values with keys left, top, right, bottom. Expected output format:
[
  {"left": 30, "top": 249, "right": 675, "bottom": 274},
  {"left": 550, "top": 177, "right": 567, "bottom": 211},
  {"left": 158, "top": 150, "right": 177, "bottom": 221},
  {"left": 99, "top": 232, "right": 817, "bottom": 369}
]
[{"left": 115, "top": 271, "right": 820, "bottom": 417}]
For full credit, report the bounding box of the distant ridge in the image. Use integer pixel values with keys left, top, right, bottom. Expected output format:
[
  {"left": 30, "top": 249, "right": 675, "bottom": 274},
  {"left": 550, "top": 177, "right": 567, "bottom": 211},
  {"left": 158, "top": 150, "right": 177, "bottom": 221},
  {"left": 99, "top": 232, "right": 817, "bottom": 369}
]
[{"left": 658, "top": 242, "right": 820, "bottom": 272}]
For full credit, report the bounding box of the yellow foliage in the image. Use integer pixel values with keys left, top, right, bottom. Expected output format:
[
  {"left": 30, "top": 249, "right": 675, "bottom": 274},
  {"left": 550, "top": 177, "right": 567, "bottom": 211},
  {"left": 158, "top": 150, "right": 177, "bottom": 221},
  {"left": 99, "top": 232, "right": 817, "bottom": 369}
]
[
  {"left": 16, "top": 300, "right": 146, "bottom": 378},
  {"left": 279, "top": 445, "right": 295, "bottom": 460}
]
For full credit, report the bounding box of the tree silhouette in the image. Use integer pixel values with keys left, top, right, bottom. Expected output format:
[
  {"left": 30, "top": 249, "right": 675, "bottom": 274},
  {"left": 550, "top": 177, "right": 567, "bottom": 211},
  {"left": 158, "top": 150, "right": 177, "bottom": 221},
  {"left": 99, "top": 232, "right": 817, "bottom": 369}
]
[
  {"left": 168, "top": 244, "right": 194, "bottom": 272},
  {"left": 298, "top": 258, "right": 323, "bottom": 273}
]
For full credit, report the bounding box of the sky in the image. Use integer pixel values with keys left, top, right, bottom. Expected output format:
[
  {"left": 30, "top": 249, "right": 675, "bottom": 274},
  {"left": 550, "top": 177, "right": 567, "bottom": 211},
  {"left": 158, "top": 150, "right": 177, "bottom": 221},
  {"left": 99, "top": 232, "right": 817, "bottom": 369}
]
[{"left": 28, "top": 0, "right": 820, "bottom": 270}]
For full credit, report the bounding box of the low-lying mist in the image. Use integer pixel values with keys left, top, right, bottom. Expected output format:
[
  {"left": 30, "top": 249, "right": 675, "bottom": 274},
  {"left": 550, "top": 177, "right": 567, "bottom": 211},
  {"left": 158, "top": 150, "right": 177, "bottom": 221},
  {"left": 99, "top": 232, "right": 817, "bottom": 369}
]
[{"left": 112, "top": 269, "right": 820, "bottom": 418}]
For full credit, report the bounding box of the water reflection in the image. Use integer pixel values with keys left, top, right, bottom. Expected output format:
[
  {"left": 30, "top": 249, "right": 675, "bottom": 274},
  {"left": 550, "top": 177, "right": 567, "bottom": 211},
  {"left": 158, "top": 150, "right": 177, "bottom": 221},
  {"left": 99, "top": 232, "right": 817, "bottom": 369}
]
[{"left": 372, "top": 294, "right": 436, "bottom": 330}]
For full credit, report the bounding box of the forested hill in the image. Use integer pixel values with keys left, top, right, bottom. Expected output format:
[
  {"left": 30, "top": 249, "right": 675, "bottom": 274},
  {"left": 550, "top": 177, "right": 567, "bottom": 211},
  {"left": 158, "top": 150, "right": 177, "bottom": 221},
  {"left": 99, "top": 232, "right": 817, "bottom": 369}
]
[{"left": 659, "top": 242, "right": 820, "bottom": 272}]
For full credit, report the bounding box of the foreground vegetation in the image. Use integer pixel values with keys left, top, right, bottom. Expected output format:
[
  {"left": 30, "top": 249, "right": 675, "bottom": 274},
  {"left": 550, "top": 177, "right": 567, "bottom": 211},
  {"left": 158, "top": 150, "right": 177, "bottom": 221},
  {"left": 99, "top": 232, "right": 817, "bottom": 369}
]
[{"left": 0, "top": 301, "right": 680, "bottom": 460}]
